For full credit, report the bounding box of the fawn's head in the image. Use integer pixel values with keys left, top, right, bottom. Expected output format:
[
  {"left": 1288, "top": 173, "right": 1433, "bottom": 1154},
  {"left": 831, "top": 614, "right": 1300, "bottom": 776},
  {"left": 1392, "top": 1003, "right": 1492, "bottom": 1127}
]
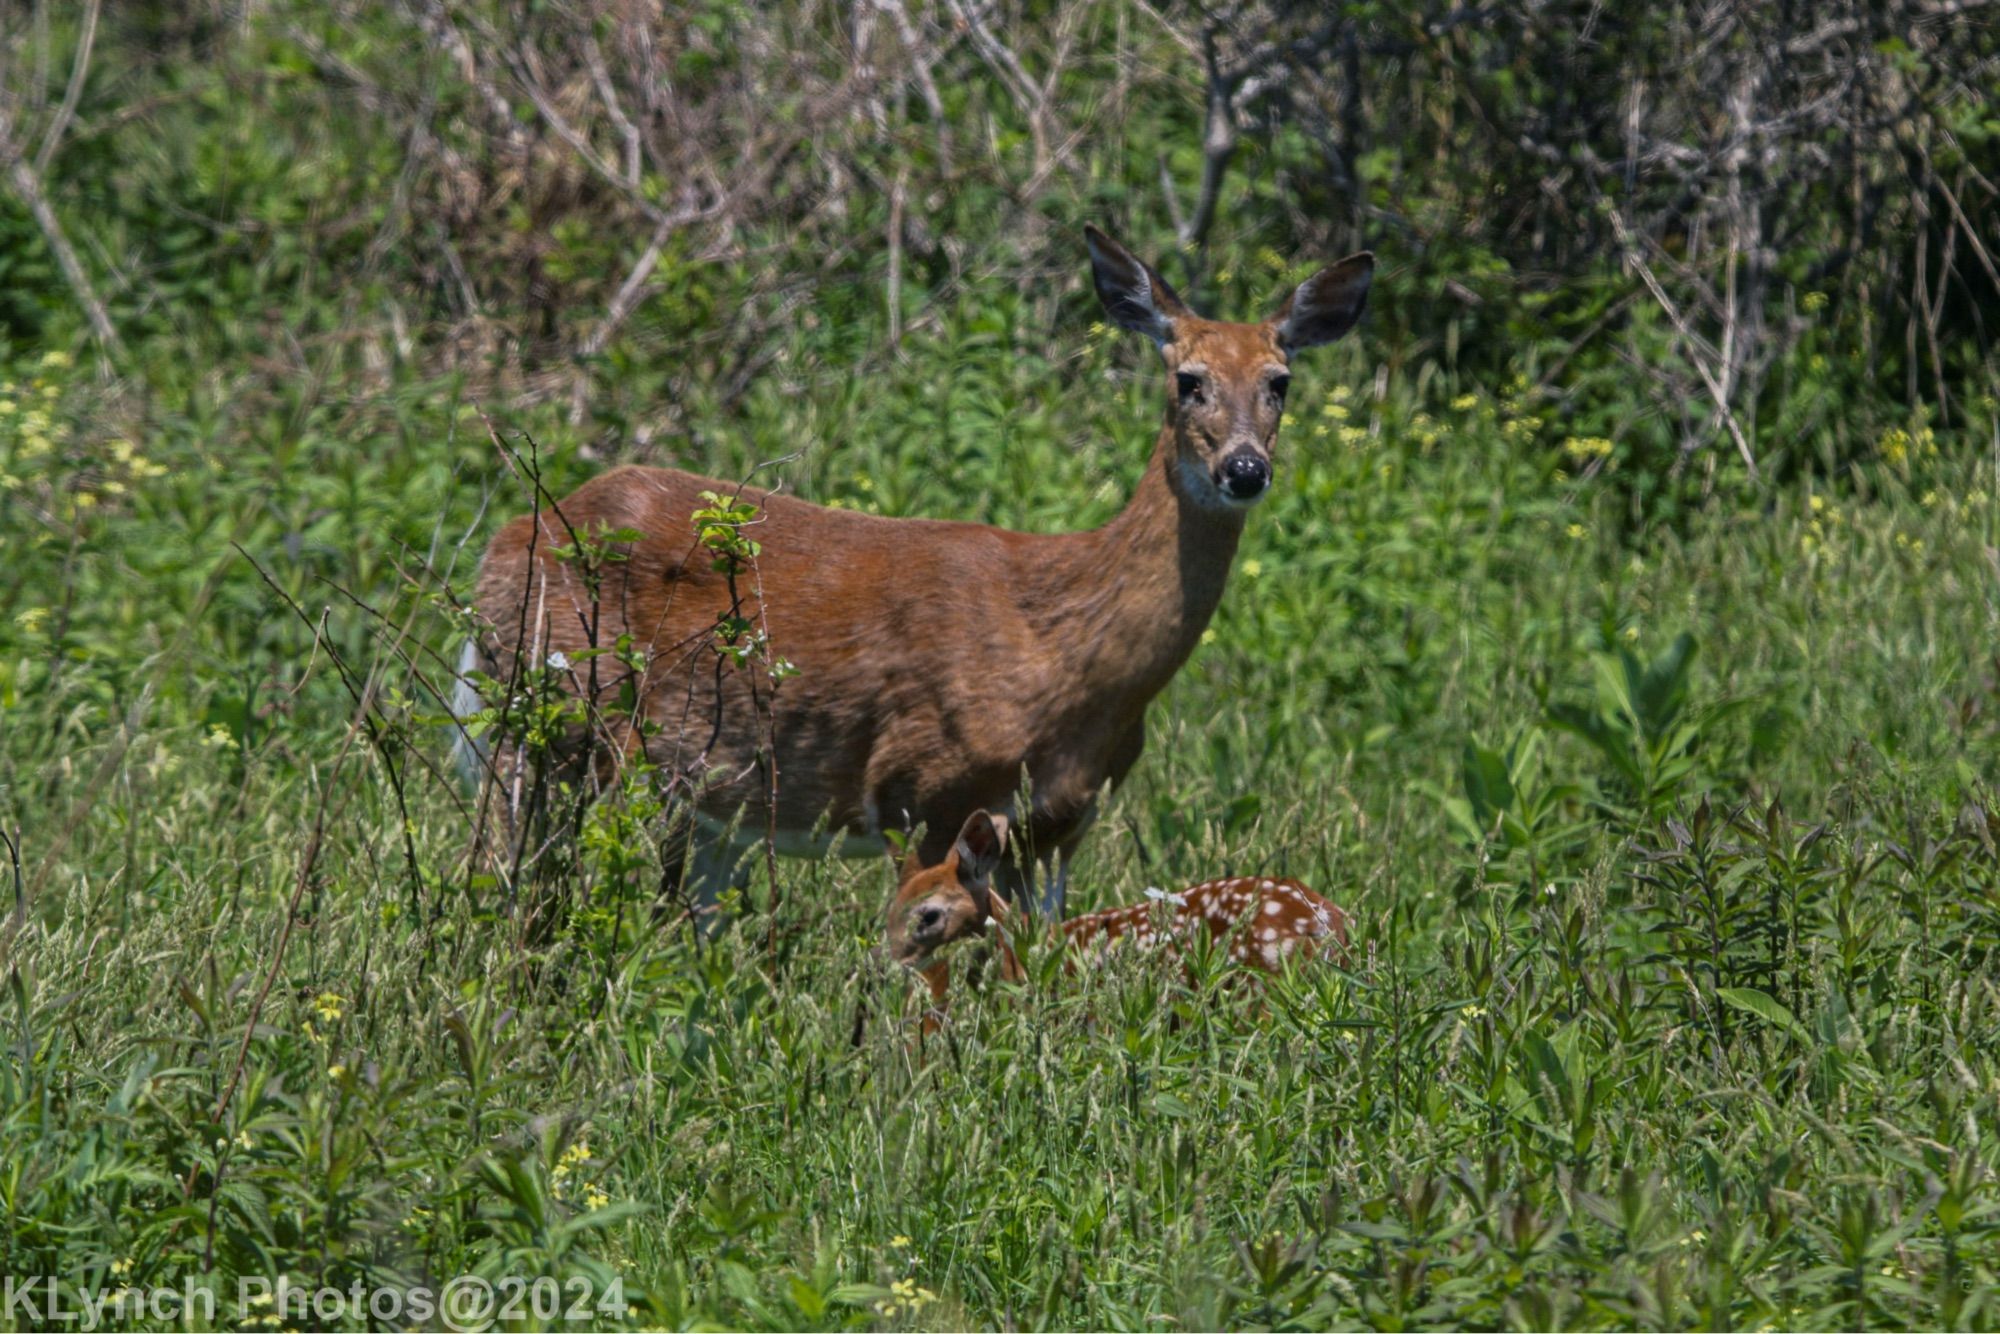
[
  {"left": 885, "top": 810, "right": 1012, "bottom": 970},
  {"left": 1086, "top": 227, "right": 1373, "bottom": 510}
]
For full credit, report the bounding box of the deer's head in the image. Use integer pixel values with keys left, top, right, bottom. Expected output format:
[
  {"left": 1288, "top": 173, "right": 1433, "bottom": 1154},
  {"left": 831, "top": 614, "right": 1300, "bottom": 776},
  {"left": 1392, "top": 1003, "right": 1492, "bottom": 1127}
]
[
  {"left": 1086, "top": 227, "right": 1373, "bottom": 510},
  {"left": 885, "top": 810, "right": 1012, "bottom": 970}
]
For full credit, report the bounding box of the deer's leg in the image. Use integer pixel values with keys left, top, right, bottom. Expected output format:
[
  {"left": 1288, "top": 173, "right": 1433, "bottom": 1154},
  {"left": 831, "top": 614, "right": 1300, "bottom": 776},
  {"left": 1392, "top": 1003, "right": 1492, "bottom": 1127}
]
[
  {"left": 993, "top": 854, "right": 1035, "bottom": 916},
  {"left": 656, "top": 813, "right": 749, "bottom": 932},
  {"left": 687, "top": 834, "right": 747, "bottom": 926},
  {"left": 1037, "top": 854, "right": 1068, "bottom": 920},
  {"left": 989, "top": 838, "right": 1070, "bottom": 921}
]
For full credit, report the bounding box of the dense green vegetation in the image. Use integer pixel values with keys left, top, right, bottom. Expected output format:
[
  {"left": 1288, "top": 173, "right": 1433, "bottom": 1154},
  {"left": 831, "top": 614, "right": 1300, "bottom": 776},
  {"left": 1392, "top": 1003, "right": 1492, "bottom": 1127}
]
[{"left": 3, "top": 1, "right": 1999, "bottom": 1329}]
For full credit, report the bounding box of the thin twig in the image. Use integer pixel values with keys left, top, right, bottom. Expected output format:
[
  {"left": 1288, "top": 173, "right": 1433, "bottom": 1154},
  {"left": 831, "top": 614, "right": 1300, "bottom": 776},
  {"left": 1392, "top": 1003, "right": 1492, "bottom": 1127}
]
[
  {"left": 0, "top": 102, "right": 121, "bottom": 358},
  {"left": 202, "top": 711, "right": 363, "bottom": 1149},
  {"left": 34, "top": 0, "right": 100, "bottom": 174},
  {"left": 1609, "top": 207, "right": 1760, "bottom": 479}
]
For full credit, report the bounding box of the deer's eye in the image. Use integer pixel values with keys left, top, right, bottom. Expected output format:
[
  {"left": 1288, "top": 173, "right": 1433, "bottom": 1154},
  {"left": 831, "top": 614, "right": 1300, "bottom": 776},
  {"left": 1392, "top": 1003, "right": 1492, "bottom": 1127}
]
[
  {"left": 1268, "top": 374, "right": 1291, "bottom": 404},
  {"left": 1176, "top": 371, "right": 1206, "bottom": 405}
]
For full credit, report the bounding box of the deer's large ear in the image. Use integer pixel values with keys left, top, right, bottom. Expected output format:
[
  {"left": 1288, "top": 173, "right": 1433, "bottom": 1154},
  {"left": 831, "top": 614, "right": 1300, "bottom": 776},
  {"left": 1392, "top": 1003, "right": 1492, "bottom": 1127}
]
[
  {"left": 1087, "top": 227, "right": 1190, "bottom": 346},
  {"left": 1271, "top": 253, "right": 1374, "bottom": 352},
  {"left": 952, "top": 810, "right": 1009, "bottom": 890}
]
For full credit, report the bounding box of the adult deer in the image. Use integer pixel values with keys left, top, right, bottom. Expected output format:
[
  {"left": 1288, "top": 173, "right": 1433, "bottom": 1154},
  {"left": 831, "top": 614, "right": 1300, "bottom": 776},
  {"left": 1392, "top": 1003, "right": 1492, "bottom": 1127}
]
[
  {"left": 459, "top": 228, "right": 1372, "bottom": 916},
  {"left": 884, "top": 810, "right": 1352, "bottom": 1025}
]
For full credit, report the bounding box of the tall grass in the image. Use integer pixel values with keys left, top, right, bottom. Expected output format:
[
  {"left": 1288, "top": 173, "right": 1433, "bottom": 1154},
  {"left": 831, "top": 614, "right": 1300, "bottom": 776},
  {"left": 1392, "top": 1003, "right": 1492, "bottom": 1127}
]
[{"left": 4, "top": 306, "right": 1999, "bottom": 1324}]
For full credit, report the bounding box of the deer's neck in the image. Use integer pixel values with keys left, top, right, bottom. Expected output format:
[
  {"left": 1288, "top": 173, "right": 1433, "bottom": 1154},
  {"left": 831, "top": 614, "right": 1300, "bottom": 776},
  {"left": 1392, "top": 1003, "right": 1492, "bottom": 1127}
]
[{"left": 1023, "top": 425, "right": 1246, "bottom": 707}]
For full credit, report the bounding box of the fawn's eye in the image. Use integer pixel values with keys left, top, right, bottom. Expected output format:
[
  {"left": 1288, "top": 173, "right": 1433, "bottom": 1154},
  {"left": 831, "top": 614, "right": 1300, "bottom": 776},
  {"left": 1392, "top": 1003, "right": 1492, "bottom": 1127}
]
[
  {"left": 1176, "top": 371, "right": 1206, "bottom": 405},
  {"left": 1267, "top": 374, "right": 1291, "bottom": 403}
]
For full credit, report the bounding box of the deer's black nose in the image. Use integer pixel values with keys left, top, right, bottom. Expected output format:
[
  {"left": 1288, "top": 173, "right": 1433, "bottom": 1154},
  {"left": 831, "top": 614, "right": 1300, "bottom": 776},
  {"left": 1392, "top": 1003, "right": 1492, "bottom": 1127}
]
[
  {"left": 1219, "top": 451, "right": 1270, "bottom": 501},
  {"left": 916, "top": 904, "right": 947, "bottom": 934}
]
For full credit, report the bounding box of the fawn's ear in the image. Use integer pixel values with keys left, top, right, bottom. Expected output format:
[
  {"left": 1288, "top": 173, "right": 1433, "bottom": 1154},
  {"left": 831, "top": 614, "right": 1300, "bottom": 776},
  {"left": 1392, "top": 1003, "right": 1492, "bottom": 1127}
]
[
  {"left": 1087, "top": 226, "right": 1191, "bottom": 346},
  {"left": 893, "top": 837, "right": 925, "bottom": 885},
  {"left": 951, "top": 810, "right": 1009, "bottom": 890},
  {"left": 1270, "top": 253, "right": 1374, "bottom": 352}
]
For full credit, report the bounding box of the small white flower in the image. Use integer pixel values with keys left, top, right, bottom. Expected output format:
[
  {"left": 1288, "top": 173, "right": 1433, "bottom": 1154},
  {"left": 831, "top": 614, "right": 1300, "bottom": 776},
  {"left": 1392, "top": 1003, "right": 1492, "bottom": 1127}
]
[
  {"left": 546, "top": 651, "right": 571, "bottom": 671},
  {"left": 1542, "top": 883, "right": 1558, "bottom": 897}
]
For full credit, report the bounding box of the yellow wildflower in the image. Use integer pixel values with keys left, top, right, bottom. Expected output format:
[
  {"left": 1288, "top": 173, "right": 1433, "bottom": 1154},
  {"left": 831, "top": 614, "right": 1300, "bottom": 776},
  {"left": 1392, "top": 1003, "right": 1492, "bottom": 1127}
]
[
  {"left": 1241, "top": 559, "right": 1263, "bottom": 578},
  {"left": 1566, "top": 523, "right": 1587, "bottom": 541},
  {"left": 312, "top": 992, "right": 345, "bottom": 1023},
  {"left": 1451, "top": 393, "right": 1479, "bottom": 411},
  {"left": 874, "top": 1277, "right": 937, "bottom": 1318}
]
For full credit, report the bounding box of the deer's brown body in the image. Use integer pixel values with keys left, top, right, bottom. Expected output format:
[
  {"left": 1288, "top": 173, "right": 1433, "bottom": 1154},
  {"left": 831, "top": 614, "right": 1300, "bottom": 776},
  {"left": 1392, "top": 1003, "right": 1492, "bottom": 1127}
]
[
  {"left": 464, "top": 230, "right": 1372, "bottom": 914},
  {"left": 473, "top": 442, "right": 1234, "bottom": 869}
]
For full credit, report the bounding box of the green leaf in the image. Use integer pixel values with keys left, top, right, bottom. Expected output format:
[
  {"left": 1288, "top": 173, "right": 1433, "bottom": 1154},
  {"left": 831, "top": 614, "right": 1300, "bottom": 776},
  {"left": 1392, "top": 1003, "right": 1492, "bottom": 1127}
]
[
  {"left": 1717, "top": 988, "right": 1812, "bottom": 1045},
  {"left": 1461, "top": 740, "right": 1514, "bottom": 823},
  {"left": 1635, "top": 632, "right": 1698, "bottom": 737}
]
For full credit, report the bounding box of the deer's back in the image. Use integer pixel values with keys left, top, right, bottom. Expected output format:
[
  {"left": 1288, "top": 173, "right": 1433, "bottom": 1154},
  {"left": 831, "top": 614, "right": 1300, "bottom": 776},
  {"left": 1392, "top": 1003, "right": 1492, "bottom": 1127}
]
[{"left": 471, "top": 465, "right": 1067, "bottom": 838}]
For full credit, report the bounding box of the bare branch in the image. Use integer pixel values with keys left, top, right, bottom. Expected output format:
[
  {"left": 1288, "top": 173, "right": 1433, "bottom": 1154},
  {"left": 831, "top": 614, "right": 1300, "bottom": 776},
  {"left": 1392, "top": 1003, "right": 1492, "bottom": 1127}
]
[
  {"left": 0, "top": 101, "right": 120, "bottom": 357},
  {"left": 33, "top": 0, "right": 97, "bottom": 173}
]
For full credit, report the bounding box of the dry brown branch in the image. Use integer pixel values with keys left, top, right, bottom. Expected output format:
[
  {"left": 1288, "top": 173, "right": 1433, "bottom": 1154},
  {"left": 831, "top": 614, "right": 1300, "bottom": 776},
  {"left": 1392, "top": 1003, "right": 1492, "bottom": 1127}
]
[
  {"left": 1609, "top": 206, "right": 1760, "bottom": 478},
  {"left": 0, "top": 100, "right": 120, "bottom": 357},
  {"left": 31, "top": 0, "right": 95, "bottom": 173}
]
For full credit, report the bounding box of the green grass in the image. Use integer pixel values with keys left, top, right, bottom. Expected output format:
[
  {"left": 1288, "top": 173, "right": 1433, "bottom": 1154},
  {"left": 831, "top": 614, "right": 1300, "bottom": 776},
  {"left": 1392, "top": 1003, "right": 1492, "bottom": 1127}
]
[{"left": 4, "top": 310, "right": 2000, "bottom": 1329}]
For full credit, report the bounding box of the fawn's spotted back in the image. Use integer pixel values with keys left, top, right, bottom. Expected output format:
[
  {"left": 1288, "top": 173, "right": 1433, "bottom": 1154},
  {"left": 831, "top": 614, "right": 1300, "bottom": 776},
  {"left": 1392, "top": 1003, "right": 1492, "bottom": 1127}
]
[{"left": 1062, "top": 875, "right": 1351, "bottom": 971}]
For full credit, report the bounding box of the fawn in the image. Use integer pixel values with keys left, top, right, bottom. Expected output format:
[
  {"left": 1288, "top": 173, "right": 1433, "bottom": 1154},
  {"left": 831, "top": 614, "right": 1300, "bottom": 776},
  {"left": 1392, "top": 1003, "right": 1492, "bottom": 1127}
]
[{"left": 885, "top": 810, "right": 1352, "bottom": 1023}]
